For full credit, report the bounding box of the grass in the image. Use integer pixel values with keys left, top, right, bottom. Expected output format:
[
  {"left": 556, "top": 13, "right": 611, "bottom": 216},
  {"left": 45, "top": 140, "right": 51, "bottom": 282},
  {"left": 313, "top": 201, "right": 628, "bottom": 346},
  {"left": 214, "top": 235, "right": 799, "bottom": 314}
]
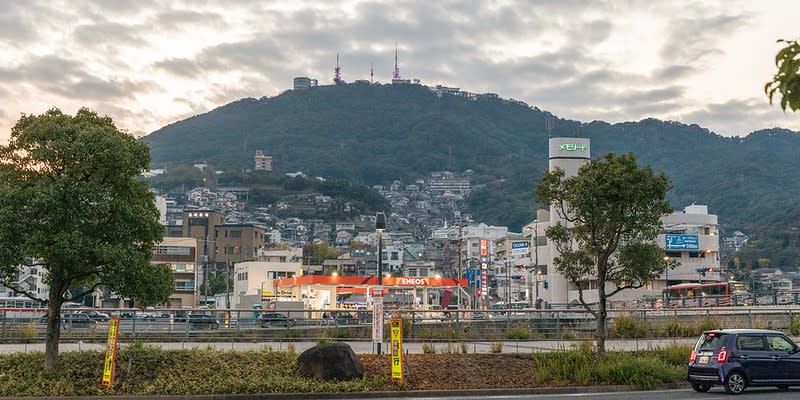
[
  {"left": 532, "top": 345, "right": 689, "bottom": 389},
  {"left": 0, "top": 344, "right": 690, "bottom": 396}
]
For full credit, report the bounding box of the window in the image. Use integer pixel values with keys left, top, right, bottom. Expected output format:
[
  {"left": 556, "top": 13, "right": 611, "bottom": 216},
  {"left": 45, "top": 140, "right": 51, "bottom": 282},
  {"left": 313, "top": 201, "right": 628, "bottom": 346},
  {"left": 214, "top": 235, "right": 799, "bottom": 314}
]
[
  {"left": 766, "top": 335, "right": 795, "bottom": 352},
  {"left": 156, "top": 246, "right": 191, "bottom": 256},
  {"left": 391, "top": 252, "right": 399, "bottom": 260},
  {"left": 737, "top": 335, "right": 766, "bottom": 351},
  {"left": 230, "top": 230, "right": 241, "bottom": 238},
  {"left": 175, "top": 281, "right": 195, "bottom": 290},
  {"left": 666, "top": 251, "right": 681, "bottom": 258}
]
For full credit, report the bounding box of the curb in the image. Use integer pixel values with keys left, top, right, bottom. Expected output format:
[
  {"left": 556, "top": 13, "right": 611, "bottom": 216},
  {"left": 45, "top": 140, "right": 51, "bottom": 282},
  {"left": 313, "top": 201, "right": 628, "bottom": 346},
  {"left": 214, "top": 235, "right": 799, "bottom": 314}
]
[{"left": 0, "top": 383, "right": 691, "bottom": 400}]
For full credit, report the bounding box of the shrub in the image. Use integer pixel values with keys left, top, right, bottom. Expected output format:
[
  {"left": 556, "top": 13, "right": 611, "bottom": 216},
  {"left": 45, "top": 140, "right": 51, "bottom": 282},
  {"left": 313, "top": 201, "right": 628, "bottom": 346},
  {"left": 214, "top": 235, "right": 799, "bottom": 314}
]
[
  {"left": 696, "top": 317, "right": 719, "bottom": 334},
  {"left": 791, "top": 316, "right": 800, "bottom": 336},
  {"left": 504, "top": 327, "right": 530, "bottom": 340},
  {"left": 532, "top": 349, "right": 686, "bottom": 388},
  {"left": 15, "top": 324, "right": 38, "bottom": 343},
  {"left": 490, "top": 342, "right": 504, "bottom": 353},
  {"left": 459, "top": 342, "right": 468, "bottom": 354},
  {"left": 610, "top": 314, "right": 647, "bottom": 338},
  {"left": 661, "top": 319, "right": 692, "bottom": 337},
  {"left": 422, "top": 343, "right": 436, "bottom": 354},
  {"left": 594, "top": 356, "right": 684, "bottom": 389}
]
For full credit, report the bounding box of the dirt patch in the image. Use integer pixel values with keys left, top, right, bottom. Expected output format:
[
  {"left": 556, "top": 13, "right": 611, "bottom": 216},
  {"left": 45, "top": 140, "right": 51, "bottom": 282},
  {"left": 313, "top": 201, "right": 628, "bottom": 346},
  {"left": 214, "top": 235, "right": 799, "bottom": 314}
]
[{"left": 360, "top": 354, "right": 539, "bottom": 390}]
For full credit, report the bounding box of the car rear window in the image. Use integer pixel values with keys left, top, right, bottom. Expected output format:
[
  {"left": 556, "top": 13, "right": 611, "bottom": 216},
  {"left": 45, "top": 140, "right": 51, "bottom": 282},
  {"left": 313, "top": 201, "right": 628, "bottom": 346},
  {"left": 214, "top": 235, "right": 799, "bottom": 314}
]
[{"left": 696, "top": 332, "right": 728, "bottom": 351}]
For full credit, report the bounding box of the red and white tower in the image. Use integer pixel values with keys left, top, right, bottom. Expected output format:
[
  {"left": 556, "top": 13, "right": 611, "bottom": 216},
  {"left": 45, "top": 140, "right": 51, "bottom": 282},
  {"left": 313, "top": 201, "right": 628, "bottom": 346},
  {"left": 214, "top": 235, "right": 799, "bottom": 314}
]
[
  {"left": 392, "top": 44, "right": 401, "bottom": 81},
  {"left": 334, "top": 53, "right": 343, "bottom": 84}
]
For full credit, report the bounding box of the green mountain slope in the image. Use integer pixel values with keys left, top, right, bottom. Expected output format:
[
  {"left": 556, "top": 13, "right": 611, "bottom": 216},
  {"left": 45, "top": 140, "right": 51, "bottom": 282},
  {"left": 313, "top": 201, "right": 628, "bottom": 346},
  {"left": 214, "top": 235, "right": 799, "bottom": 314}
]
[{"left": 142, "top": 83, "right": 800, "bottom": 266}]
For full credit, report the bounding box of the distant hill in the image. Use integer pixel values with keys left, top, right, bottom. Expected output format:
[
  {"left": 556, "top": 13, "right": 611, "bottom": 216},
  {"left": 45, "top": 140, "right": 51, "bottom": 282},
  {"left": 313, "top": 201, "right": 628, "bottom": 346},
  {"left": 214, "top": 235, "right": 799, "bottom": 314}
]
[{"left": 142, "top": 83, "right": 800, "bottom": 267}]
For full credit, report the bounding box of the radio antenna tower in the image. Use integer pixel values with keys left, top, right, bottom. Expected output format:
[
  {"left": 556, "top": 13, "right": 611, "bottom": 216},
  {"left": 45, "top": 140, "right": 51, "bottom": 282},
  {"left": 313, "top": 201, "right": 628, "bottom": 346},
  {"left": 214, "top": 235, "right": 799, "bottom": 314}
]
[
  {"left": 334, "top": 53, "right": 342, "bottom": 84},
  {"left": 392, "top": 43, "right": 401, "bottom": 80},
  {"left": 370, "top": 62, "right": 374, "bottom": 83},
  {"left": 545, "top": 114, "right": 554, "bottom": 138}
]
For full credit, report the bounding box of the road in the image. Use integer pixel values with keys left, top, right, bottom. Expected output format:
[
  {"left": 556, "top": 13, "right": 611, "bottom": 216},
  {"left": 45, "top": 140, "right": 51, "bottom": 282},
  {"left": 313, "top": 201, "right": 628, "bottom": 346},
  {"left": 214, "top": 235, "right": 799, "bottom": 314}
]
[{"left": 347, "top": 387, "right": 800, "bottom": 400}]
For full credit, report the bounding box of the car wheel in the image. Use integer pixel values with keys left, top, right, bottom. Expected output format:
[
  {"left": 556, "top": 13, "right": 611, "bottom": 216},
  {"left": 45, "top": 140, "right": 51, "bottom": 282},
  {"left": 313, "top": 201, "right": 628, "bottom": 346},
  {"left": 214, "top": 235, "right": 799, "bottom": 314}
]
[
  {"left": 691, "top": 382, "right": 712, "bottom": 392},
  {"left": 724, "top": 371, "right": 746, "bottom": 394}
]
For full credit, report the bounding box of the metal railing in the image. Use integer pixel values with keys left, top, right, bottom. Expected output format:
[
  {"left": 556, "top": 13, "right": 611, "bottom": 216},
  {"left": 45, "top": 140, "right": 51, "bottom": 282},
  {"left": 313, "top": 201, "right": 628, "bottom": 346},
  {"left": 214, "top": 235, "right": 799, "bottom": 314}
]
[{"left": 2, "top": 305, "right": 799, "bottom": 346}]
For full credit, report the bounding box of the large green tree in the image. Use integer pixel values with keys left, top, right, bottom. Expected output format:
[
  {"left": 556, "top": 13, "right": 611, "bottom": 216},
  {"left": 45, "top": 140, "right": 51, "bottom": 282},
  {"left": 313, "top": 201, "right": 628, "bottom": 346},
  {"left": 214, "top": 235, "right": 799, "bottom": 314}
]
[
  {"left": 0, "top": 108, "right": 174, "bottom": 369},
  {"left": 766, "top": 39, "right": 800, "bottom": 111},
  {"left": 536, "top": 152, "right": 676, "bottom": 353}
]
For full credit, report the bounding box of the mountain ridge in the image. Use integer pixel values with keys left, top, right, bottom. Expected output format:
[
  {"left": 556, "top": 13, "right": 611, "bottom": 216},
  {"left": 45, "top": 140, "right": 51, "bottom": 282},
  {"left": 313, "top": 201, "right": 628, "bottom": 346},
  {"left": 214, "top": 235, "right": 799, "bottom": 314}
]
[{"left": 142, "top": 83, "right": 800, "bottom": 266}]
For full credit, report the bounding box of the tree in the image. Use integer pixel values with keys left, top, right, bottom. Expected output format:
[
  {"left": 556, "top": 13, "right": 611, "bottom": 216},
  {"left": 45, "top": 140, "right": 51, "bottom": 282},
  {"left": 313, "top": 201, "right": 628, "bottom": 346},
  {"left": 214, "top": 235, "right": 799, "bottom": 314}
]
[
  {"left": 766, "top": 39, "right": 800, "bottom": 111},
  {"left": 535, "top": 152, "right": 676, "bottom": 353},
  {"left": 0, "top": 108, "right": 174, "bottom": 369}
]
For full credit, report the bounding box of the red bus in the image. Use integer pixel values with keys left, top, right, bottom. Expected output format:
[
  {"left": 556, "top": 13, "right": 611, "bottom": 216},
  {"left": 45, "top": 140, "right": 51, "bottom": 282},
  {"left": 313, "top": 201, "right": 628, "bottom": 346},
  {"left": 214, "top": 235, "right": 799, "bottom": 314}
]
[{"left": 662, "top": 281, "right": 747, "bottom": 307}]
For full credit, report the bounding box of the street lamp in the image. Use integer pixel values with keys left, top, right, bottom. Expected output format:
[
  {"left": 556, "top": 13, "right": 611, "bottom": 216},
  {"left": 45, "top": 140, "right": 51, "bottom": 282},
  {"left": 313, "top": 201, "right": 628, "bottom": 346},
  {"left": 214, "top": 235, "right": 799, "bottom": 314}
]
[{"left": 374, "top": 211, "right": 386, "bottom": 355}]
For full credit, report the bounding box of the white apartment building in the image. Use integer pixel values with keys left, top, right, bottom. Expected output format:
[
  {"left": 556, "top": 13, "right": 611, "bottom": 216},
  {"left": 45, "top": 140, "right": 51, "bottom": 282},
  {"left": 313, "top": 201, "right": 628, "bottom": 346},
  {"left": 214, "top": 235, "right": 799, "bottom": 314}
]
[{"left": 231, "top": 248, "right": 303, "bottom": 309}]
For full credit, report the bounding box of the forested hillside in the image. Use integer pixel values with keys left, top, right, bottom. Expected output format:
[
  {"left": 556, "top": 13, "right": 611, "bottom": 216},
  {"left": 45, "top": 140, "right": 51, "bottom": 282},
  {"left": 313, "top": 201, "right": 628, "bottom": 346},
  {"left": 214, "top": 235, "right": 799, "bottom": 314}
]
[{"left": 142, "top": 83, "right": 800, "bottom": 267}]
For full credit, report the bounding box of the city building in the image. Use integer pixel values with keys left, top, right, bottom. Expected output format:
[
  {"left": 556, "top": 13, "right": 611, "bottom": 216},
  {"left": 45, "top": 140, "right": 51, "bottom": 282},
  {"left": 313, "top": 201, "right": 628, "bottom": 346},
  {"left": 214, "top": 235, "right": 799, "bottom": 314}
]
[
  {"left": 254, "top": 150, "right": 272, "bottom": 171},
  {"left": 152, "top": 237, "right": 200, "bottom": 308},
  {"left": 231, "top": 255, "right": 303, "bottom": 308},
  {"left": 293, "top": 76, "right": 318, "bottom": 90}
]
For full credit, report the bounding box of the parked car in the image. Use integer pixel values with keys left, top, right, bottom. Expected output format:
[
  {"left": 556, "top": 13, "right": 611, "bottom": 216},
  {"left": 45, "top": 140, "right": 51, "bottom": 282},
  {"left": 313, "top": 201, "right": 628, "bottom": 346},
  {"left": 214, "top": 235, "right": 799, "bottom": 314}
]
[
  {"left": 687, "top": 328, "right": 800, "bottom": 394},
  {"left": 322, "top": 311, "right": 356, "bottom": 325},
  {"left": 40, "top": 312, "right": 98, "bottom": 327},
  {"left": 187, "top": 313, "right": 219, "bottom": 329},
  {"left": 79, "top": 310, "right": 110, "bottom": 322},
  {"left": 258, "top": 312, "right": 296, "bottom": 328}
]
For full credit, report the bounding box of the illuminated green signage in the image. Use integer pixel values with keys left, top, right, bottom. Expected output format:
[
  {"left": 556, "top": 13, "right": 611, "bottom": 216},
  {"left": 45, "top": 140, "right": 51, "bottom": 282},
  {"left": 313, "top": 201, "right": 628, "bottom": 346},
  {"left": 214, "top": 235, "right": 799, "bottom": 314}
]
[{"left": 559, "top": 143, "right": 588, "bottom": 151}]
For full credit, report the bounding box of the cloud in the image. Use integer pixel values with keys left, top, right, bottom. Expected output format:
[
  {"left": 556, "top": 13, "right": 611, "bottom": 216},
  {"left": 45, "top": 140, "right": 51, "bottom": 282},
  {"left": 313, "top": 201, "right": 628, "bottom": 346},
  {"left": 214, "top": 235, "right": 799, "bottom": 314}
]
[
  {"left": 152, "top": 9, "right": 228, "bottom": 31},
  {"left": 660, "top": 13, "right": 747, "bottom": 65},
  {"left": 680, "top": 98, "right": 795, "bottom": 136},
  {"left": 73, "top": 21, "right": 147, "bottom": 47},
  {"left": 153, "top": 58, "right": 203, "bottom": 78}
]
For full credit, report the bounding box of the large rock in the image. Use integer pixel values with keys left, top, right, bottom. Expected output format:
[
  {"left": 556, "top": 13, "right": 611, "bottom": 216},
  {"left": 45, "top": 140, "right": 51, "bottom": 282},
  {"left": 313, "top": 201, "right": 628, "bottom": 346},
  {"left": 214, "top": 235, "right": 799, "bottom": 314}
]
[{"left": 296, "top": 342, "right": 365, "bottom": 381}]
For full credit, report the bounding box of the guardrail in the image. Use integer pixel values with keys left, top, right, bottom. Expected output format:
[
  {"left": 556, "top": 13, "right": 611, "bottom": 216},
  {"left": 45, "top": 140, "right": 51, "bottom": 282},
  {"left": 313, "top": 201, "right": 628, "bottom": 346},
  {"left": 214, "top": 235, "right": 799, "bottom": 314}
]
[{"left": 3, "top": 306, "right": 800, "bottom": 345}]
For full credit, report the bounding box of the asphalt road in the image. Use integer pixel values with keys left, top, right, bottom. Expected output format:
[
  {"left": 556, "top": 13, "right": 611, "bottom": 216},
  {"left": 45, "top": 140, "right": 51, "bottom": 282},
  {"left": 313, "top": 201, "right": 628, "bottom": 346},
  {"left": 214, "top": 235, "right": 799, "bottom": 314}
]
[{"left": 346, "top": 387, "right": 800, "bottom": 400}]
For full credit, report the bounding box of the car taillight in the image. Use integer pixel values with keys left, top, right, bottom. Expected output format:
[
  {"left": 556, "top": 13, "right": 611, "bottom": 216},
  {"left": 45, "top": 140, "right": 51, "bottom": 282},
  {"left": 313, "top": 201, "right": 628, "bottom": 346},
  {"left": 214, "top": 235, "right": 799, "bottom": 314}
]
[
  {"left": 689, "top": 350, "right": 696, "bottom": 363},
  {"left": 717, "top": 349, "right": 728, "bottom": 363}
]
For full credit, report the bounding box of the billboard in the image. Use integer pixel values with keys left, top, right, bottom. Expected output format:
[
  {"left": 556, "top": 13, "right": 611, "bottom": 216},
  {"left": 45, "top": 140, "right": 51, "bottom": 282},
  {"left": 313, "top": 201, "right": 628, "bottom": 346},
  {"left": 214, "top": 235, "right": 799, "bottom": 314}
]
[
  {"left": 511, "top": 241, "right": 530, "bottom": 255},
  {"left": 665, "top": 234, "right": 699, "bottom": 250}
]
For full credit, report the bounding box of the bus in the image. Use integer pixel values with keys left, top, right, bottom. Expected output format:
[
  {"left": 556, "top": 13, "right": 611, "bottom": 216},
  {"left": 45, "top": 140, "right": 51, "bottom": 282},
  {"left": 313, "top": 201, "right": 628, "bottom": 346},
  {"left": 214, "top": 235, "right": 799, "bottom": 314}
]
[
  {"left": 0, "top": 296, "right": 47, "bottom": 322},
  {"left": 662, "top": 281, "right": 748, "bottom": 307}
]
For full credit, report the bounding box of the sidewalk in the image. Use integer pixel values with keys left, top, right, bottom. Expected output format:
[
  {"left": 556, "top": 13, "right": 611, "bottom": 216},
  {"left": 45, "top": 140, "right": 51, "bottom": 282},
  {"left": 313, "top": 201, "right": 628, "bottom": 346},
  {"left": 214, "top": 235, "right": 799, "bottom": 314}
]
[{"left": 0, "top": 338, "right": 695, "bottom": 354}]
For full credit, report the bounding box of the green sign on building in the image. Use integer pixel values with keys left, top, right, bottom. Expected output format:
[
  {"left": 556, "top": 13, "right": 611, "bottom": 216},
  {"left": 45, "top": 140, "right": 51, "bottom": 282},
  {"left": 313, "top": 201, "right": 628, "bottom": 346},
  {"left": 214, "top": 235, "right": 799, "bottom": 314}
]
[{"left": 559, "top": 143, "right": 588, "bottom": 151}]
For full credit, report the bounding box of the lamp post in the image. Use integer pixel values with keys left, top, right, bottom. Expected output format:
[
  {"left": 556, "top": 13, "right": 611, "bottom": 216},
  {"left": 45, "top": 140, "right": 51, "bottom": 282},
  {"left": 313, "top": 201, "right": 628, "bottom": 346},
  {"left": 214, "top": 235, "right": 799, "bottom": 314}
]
[{"left": 373, "top": 211, "right": 386, "bottom": 355}]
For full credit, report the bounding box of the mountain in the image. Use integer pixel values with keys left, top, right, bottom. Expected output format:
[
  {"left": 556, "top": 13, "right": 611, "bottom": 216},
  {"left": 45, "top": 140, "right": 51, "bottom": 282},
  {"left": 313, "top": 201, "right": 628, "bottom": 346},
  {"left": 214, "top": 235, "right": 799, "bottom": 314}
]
[{"left": 142, "top": 83, "right": 800, "bottom": 267}]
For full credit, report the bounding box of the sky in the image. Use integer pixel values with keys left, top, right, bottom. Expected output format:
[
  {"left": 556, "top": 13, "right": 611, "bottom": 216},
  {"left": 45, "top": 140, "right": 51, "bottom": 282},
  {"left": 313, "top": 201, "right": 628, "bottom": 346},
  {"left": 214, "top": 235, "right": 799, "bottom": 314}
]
[{"left": 1, "top": 0, "right": 798, "bottom": 143}]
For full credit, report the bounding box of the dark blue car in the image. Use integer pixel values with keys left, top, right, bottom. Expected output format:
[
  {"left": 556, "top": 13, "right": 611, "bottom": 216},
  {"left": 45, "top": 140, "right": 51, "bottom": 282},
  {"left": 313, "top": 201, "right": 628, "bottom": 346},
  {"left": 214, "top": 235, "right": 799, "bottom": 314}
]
[{"left": 688, "top": 329, "right": 800, "bottom": 394}]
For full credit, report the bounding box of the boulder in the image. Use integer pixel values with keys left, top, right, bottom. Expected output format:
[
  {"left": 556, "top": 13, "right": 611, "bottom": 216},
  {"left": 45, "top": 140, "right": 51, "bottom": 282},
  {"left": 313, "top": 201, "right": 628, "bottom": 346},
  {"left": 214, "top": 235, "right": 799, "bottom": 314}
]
[{"left": 296, "top": 342, "right": 365, "bottom": 381}]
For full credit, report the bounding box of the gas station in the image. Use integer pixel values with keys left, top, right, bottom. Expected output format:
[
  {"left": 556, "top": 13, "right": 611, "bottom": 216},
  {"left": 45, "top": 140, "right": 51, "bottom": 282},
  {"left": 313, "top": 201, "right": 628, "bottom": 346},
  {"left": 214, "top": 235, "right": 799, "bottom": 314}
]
[{"left": 272, "top": 275, "right": 470, "bottom": 311}]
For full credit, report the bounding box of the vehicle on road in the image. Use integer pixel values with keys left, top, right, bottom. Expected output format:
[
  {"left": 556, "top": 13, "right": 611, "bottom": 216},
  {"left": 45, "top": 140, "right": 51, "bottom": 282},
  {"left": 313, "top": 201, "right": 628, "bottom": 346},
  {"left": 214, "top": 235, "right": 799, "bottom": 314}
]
[
  {"left": 40, "top": 312, "right": 97, "bottom": 327},
  {"left": 258, "top": 312, "right": 296, "bottom": 328},
  {"left": 322, "top": 311, "right": 357, "bottom": 325},
  {"left": 187, "top": 313, "right": 219, "bottom": 329},
  {"left": 79, "top": 310, "right": 110, "bottom": 322},
  {"left": 687, "top": 328, "right": 800, "bottom": 394}
]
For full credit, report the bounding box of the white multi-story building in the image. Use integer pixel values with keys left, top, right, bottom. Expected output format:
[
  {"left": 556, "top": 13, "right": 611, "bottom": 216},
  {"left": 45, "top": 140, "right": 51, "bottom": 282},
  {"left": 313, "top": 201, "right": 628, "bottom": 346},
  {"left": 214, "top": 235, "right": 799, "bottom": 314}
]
[
  {"left": 1, "top": 259, "right": 48, "bottom": 300},
  {"left": 525, "top": 137, "right": 723, "bottom": 306},
  {"left": 254, "top": 150, "right": 272, "bottom": 171},
  {"left": 228, "top": 248, "right": 304, "bottom": 308}
]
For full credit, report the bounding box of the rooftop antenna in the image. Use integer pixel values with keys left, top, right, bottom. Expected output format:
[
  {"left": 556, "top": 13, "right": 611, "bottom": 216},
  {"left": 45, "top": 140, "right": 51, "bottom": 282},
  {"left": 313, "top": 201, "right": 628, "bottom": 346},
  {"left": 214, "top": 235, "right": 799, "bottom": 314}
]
[
  {"left": 392, "top": 42, "right": 401, "bottom": 80},
  {"left": 334, "top": 53, "right": 342, "bottom": 84},
  {"left": 370, "top": 61, "right": 374, "bottom": 83},
  {"left": 545, "top": 113, "right": 554, "bottom": 138}
]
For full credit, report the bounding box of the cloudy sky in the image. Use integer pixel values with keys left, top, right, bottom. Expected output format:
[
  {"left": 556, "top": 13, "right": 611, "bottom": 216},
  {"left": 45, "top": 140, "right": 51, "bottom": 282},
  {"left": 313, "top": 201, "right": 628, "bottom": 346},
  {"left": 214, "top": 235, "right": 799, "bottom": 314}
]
[{"left": 1, "top": 0, "right": 798, "bottom": 143}]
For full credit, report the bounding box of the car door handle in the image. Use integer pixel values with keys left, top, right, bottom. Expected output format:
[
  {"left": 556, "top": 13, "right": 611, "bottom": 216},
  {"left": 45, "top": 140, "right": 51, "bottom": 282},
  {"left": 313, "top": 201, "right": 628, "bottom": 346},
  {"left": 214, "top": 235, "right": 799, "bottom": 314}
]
[
  {"left": 772, "top": 355, "right": 783, "bottom": 360},
  {"left": 739, "top": 355, "right": 749, "bottom": 359}
]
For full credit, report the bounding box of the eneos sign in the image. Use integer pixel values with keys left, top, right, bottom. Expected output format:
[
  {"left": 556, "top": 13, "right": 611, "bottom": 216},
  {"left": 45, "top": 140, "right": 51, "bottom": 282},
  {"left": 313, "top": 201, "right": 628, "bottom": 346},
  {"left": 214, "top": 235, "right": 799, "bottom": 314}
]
[{"left": 398, "top": 278, "right": 428, "bottom": 286}]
